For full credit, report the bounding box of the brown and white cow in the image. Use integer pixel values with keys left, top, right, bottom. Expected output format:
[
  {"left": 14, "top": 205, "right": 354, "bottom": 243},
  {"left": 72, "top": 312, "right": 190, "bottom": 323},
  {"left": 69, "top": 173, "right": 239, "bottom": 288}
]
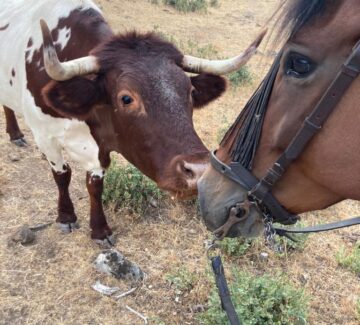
[{"left": 1, "top": 0, "right": 263, "bottom": 244}]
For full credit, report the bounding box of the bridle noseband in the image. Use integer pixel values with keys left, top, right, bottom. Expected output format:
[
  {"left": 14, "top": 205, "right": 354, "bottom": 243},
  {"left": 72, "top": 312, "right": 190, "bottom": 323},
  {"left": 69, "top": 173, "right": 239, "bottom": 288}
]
[{"left": 211, "top": 41, "right": 360, "bottom": 239}]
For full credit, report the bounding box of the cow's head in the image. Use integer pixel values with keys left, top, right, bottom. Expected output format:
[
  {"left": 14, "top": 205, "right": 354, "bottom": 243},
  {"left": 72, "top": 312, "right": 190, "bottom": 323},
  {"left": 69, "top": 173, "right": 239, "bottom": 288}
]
[{"left": 40, "top": 20, "right": 264, "bottom": 198}]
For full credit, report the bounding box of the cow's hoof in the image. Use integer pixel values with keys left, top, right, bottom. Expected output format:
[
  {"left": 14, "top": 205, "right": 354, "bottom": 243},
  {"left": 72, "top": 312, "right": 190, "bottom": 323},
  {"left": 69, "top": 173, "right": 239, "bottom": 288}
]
[
  {"left": 94, "top": 235, "right": 116, "bottom": 247},
  {"left": 58, "top": 222, "right": 80, "bottom": 234},
  {"left": 12, "top": 138, "right": 27, "bottom": 147}
]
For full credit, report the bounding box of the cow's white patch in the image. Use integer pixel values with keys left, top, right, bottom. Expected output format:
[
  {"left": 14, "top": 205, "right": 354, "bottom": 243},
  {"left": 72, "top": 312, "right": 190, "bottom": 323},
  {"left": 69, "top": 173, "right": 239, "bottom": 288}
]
[
  {"left": 23, "top": 91, "right": 102, "bottom": 173},
  {"left": 55, "top": 26, "right": 71, "bottom": 51},
  {"left": 0, "top": 0, "right": 103, "bottom": 173}
]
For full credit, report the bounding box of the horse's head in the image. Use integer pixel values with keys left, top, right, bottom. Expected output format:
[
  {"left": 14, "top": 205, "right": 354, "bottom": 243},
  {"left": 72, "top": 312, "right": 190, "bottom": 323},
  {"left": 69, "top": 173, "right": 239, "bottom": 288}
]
[{"left": 198, "top": 0, "right": 360, "bottom": 237}]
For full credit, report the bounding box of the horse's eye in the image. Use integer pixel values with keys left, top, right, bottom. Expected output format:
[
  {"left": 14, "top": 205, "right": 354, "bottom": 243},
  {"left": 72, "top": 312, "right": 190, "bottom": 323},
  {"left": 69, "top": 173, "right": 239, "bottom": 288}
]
[
  {"left": 121, "top": 95, "right": 133, "bottom": 105},
  {"left": 285, "top": 53, "right": 314, "bottom": 78}
]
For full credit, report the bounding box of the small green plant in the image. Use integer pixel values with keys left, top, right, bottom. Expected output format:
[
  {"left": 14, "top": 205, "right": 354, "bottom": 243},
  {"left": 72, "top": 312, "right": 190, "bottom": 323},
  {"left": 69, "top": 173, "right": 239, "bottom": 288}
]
[
  {"left": 278, "top": 233, "right": 308, "bottom": 252},
  {"left": 163, "top": 0, "right": 208, "bottom": 13},
  {"left": 198, "top": 271, "right": 309, "bottom": 325},
  {"left": 274, "top": 223, "right": 309, "bottom": 254},
  {"left": 151, "top": 0, "right": 219, "bottom": 11},
  {"left": 228, "top": 66, "right": 253, "bottom": 87},
  {"left": 103, "top": 161, "right": 164, "bottom": 213},
  {"left": 149, "top": 316, "right": 167, "bottom": 325},
  {"left": 357, "top": 298, "right": 360, "bottom": 320},
  {"left": 185, "top": 40, "right": 218, "bottom": 58},
  {"left": 336, "top": 241, "right": 360, "bottom": 276},
  {"left": 216, "top": 123, "right": 230, "bottom": 143},
  {"left": 209, "top": 0, "right": 219, "bottom": 7},
  {"left": 166, "top": 266, "right": 197, "bottom": 291},
  {"left": 219, "top": 237, "right": 256, "bottom": 257}
]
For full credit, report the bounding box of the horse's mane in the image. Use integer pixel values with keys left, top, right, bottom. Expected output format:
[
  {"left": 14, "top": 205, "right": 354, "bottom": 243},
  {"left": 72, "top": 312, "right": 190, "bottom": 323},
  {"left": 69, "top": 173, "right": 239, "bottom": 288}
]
[{"left": 277, "top": 0, "right": 329, "bottom": 40}]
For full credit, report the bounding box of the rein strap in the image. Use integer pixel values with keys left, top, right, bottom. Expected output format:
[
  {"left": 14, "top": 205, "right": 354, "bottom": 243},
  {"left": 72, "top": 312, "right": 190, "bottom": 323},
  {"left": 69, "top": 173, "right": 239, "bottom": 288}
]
[{"left": 274, "top": 216, "right": 360, "bottom": 236}]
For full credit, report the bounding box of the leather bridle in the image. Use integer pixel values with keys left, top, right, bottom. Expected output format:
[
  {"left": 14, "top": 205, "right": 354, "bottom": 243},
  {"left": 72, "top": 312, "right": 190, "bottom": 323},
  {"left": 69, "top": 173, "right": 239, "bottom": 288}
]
[{"left": 211, "top": 41, "right": 360, "bottom": 239}]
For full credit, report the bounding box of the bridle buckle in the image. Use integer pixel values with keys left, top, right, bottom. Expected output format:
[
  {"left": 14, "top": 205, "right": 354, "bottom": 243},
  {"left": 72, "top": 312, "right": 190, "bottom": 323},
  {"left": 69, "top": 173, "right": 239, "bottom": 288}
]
[{"left": 213, "top": 200, "right": 253, "bottom": 240}]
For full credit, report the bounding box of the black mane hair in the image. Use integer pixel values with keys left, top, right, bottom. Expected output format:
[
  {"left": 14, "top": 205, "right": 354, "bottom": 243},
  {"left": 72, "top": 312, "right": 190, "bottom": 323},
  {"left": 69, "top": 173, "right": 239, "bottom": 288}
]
[{"left": 277, "top": 0, "right": 330, "bottom": 40}]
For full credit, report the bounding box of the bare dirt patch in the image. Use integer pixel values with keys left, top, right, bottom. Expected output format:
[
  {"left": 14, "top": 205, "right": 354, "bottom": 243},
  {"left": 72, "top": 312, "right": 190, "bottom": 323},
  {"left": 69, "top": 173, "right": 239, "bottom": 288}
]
[{"left": 0, "top": 1, "right": 359, "bottom": 324}]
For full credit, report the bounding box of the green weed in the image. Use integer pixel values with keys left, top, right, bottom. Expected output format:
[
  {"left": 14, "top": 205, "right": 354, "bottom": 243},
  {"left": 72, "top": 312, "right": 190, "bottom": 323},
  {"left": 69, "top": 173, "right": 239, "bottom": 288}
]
[
  {"left": 163, "top": 0, "right": 208, "bottom": 13},
  {"left": 228, "top": 66, "right": 253, "bottom": 87},
  {"left": 216, "top": 122, "right": 230, "bottom": 143},
  {"left": 103, "top": 161, "right": 164, "bottom": 214},
  {"left": 219, "top": 237, "right": 257, "bottom": 257},
  {"left": 165, "top": 266, "right": 197, "bottom": 291},
  {"left": 275, "top": 223, "right": 309, "bottom": 254},
  {"left": 198, "top": 271, "right": 309, "bottom": 325},
  {"left": 336, "top": 241, "right": 360, "bottom": 276}
]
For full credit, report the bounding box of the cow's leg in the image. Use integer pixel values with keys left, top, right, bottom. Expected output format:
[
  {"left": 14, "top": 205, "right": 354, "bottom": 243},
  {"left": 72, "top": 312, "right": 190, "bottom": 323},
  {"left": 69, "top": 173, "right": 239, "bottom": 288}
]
[
  {"left": 37, "top": 138, "right": 79, "bottom": 232},
  {"left": 86, "top": 170, "right": 114, "bottom": 246},
  {"left": 3, "top": 106, "right": 27, "bottom": 147},
  {"left": 52, "top": 164, "right": 79, "bottom": 233}
]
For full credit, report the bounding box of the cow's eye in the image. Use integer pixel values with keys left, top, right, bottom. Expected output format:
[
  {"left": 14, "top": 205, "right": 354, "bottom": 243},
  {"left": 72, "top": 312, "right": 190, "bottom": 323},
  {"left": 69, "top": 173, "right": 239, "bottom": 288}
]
[
  {"left": 285, "top": 53, "right": 315, "bottom": 78},
  {"left": 121, "top": 95, "right": 133, "bottom": 105}
]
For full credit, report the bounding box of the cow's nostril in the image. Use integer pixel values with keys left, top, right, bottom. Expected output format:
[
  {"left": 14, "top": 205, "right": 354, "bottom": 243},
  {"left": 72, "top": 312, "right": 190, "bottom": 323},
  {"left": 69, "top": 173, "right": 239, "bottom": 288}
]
[
  {"left": 183, "top": 166, "right": 195, "bottom": 179},
  {"left": 174, "top": 158, "right": 208, "bottom": 183}
]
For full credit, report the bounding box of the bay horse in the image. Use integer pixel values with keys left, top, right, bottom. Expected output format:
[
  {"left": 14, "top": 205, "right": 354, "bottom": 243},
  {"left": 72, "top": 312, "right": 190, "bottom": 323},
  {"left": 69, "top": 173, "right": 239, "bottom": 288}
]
[{"left": 198, "top": 0, "right": 360, "bottom": 237}]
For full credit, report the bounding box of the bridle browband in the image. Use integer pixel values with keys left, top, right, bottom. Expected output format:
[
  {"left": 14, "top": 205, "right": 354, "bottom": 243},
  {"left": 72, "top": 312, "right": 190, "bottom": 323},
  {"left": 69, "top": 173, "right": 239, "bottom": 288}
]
[{"left": 211, "top": 41, "right": 360, "bottom": 238}]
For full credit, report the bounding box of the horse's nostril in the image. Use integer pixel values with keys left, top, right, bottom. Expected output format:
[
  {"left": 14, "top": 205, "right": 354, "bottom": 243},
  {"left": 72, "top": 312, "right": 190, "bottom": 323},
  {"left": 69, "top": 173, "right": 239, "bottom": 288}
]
[{"left": 235, "top": 208, "right": 245, "bottom": 218}]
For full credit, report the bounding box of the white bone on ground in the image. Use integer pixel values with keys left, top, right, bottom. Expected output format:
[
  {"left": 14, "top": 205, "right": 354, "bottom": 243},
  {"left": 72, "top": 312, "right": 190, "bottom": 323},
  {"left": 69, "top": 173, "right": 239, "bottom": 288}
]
[{"left": 91, "top": 281, "right": 120, "bottom": 296}]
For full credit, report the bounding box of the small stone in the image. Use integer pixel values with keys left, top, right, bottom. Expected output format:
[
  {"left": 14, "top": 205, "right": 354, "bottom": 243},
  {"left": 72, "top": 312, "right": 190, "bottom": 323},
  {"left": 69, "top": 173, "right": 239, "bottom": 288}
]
[
  {"left": 8, "top": 153, "right": 20, "bottom": 162},
  {"left": 259, "top": 252, "right": 269, "bottom": 262},
  {"left": 10, "top": 225, "right": 36, "bottom": 245},
  {"left": 300, "top": 273, "right": 310, "bottom": 284},
  {"left": 175, "top": 296, "right": 180, "bottom": 303},
  {"left": 189, "top": 229, "right": 197, "bottom": 235},
  {"left": 192, "top": 304, "right": 206, "bottom": 313},
  {"left": 94, "top": 249, "right": 144, "bottom": 282},
  {"left": 148, "top": 285, "right": 153, "bottom": 289},
  {"left": 149, "top": 197, "right": 158, "bottom": 208}
]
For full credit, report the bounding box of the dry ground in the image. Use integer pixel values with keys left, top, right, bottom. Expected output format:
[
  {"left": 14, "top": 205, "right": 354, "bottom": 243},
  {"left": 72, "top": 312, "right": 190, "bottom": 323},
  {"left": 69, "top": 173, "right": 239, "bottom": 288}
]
[{"left": 0, "top": 1, "right": 359, "bottom": 324}]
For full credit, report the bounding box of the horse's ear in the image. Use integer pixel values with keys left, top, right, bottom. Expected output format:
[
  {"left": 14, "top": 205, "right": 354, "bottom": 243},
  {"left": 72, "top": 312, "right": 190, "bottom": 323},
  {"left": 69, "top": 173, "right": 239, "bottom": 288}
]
[
  {"left": 42, "top": 77, "right": 103, "bottom": 119},
  {"left": 191, "top": 74, "right": 227, "bottom": 109}
]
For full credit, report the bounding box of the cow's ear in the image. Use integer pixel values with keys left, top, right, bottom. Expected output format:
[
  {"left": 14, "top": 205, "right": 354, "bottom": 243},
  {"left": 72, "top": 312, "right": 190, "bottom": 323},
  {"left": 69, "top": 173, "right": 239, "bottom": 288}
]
[
  {"left": 191, "top": 74, "right": 227, "bottom": 109},
  {"left": 42, "top": 77, "right": 103, "bottom": 119}
]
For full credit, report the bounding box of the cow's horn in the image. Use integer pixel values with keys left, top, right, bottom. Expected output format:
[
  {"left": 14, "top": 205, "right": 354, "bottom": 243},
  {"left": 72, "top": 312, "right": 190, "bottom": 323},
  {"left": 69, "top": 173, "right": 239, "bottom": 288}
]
[
  {"left": 40, "top": 19, "right": 99, "bottom": 81},
  {"left": 182, "top": 29, "right": 266, "bottom": 75}
]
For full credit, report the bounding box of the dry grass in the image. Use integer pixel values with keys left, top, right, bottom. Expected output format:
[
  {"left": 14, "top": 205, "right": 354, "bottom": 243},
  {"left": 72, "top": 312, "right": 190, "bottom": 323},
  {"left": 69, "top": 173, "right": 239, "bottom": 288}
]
[{"left": 1, "top": 0, "right": 360, "bottom": 324}]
